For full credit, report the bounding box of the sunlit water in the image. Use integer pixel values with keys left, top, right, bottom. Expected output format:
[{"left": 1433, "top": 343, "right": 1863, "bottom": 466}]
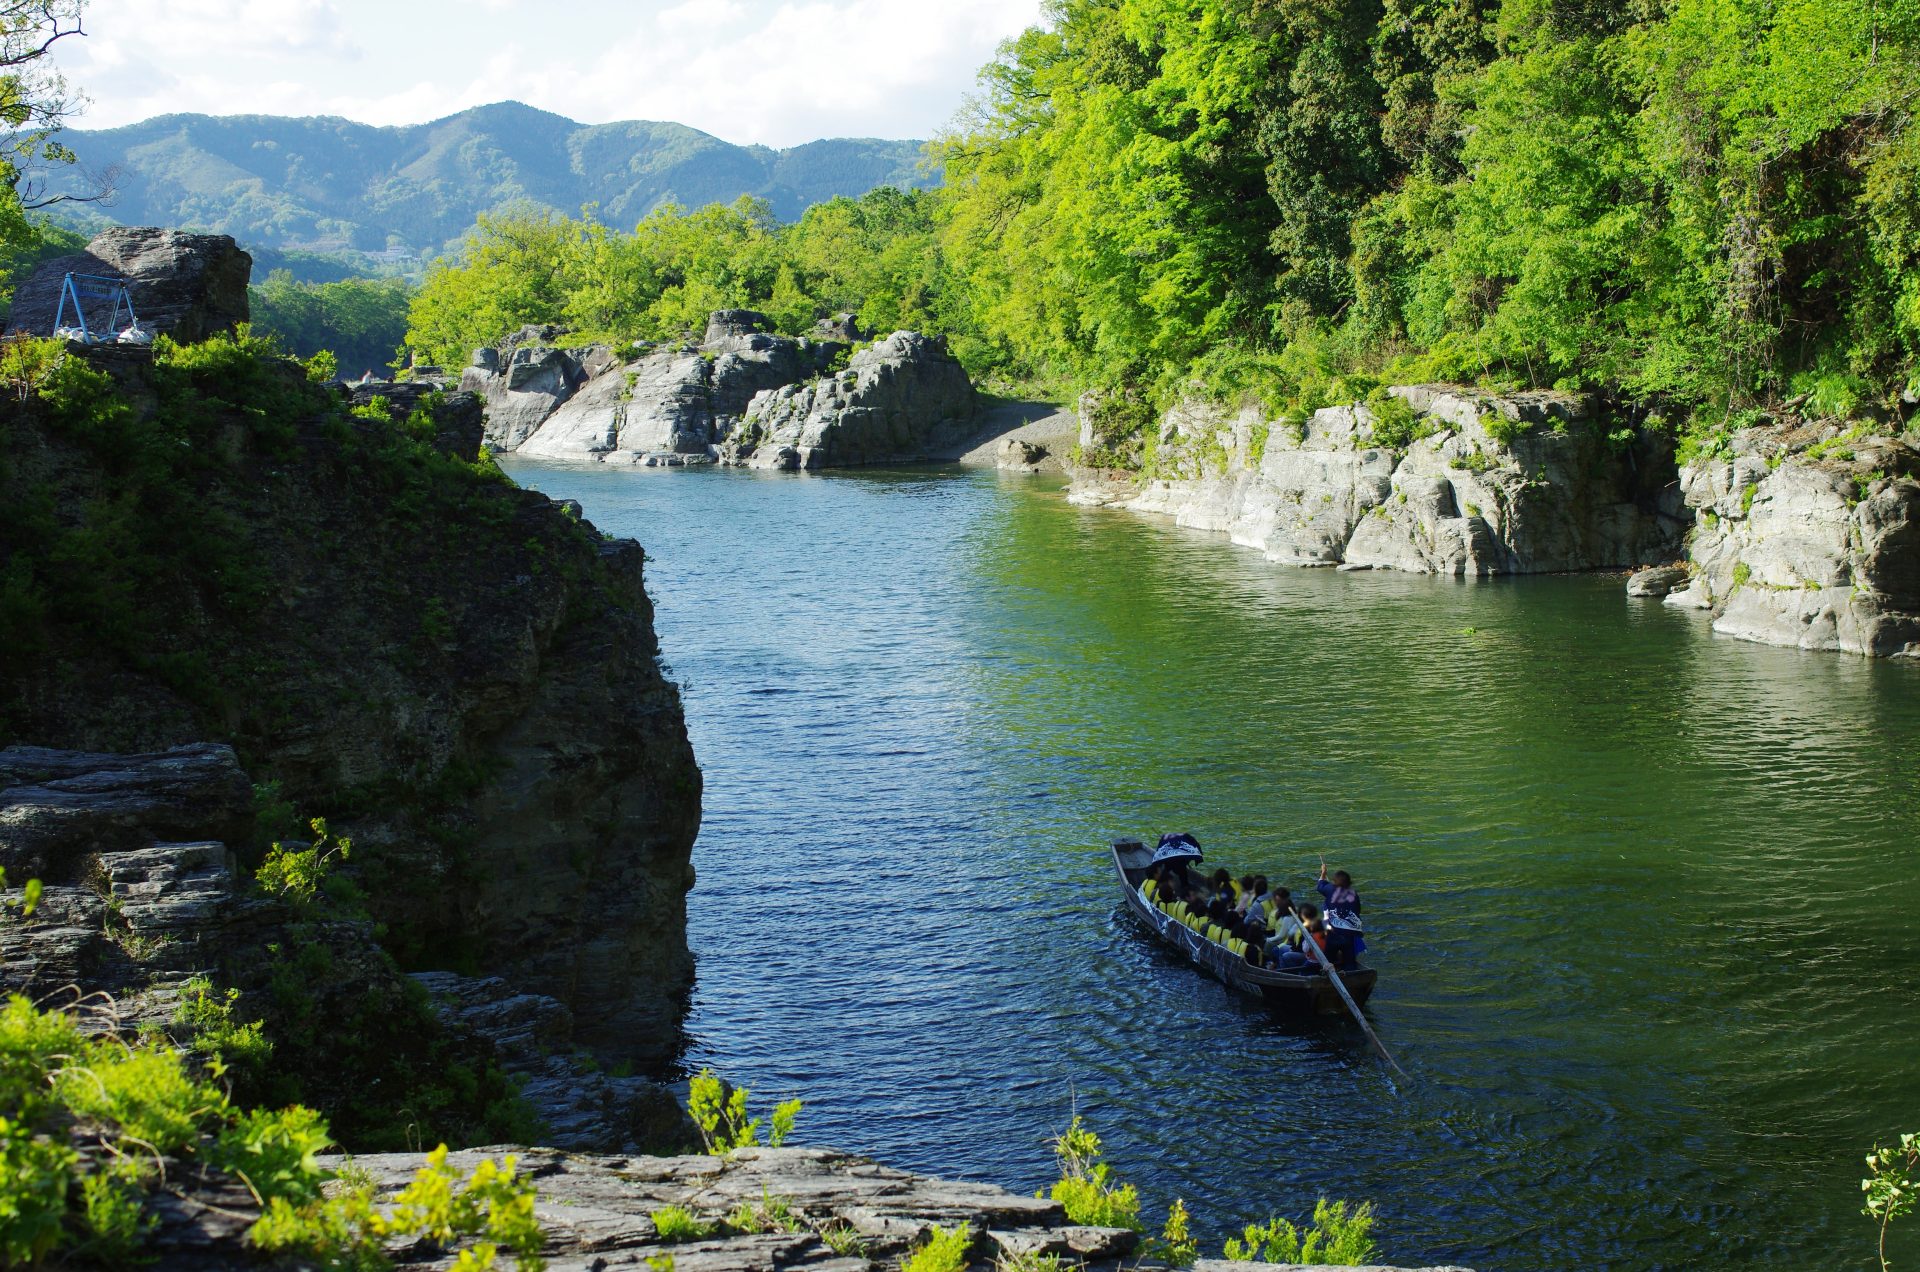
[{"left": 506, "top": 458, "right": 1920, "bottom": 1272}]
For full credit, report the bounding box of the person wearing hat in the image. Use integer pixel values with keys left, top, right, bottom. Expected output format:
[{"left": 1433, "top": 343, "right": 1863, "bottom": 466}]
[{"left": 1316, "top": 856, "right": 1366, "bottom": 971}]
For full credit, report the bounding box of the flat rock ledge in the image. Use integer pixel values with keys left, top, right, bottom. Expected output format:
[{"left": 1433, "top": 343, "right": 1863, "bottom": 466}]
[{"left": 142, "top": 1146, "right": 1468, "bottom": 1272}]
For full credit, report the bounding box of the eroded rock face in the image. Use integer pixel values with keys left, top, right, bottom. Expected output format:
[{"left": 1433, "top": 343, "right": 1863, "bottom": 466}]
[
  {"left": 719, "top": 331, "right": 978, "bottom": 470},
  {"left": 7, "top": 227, "right": 251, "bottom": 342},
  {"left": 461, "top": 329, "right": 601, "bottom": 450},
  {"left": 1666, "top": 423, "right": 1920, "bottom": 657},
  {"left": 1072, "top": 385, "right": 1684, "bottom": 576},
  {"left": 477, "top": 311, "right": 844, "bottom": 463}
]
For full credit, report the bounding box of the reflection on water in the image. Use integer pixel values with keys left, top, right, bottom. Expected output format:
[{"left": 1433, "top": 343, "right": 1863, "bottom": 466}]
[{"left": 505, "top": 458, "right": 1920, "bottom": 1272}]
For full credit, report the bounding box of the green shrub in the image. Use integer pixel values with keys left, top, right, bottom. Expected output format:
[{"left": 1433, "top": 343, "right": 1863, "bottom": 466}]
[
  {"left": 904, "top": 1222, "right": 973, "bottom": 1272},
  {"left": 175, "top": 976, "right": 273, "bottom": 1079},
  {"left": 1221, "top": 1200, "right": 1378, "bottom": 1266},
  {"left": 0, "top": 989, "right": 546, "bottom": 1270},
  {"left": 56, "top": 1040, "right": 227, "bottom": 1155},
  {"left": 257, "top": 817, "right": 352, "bottom": 902},
  {"left": 254, "top": 1143, "right": 546, "bottom": 1272},
  {"left": 1151, "top": 1197, "right": 1198, "bottom": 1267},
  {"left": 650, "top": 1205, "right": 712, "bottom": 1244},
  {"left": 725, "top": 1192, "right": 805, "bottom": 1235},
  {"left": 1481, "top": 410, "right": 1531, "bottom": 447},
  {"left": 1363, "top": 389, "right": 1422, "bottom": 450},
  {"left": 685, "top": 1068, "right": 802, "bottom": 1154},
  {"left": 0, "top": 334, "right": 63, "bottom": 400},
  {"left": 0, "top": 1115, "right": 78, "bottom": 1263},
  {"left": 1045, "top": 1117, "right": 1143, "bottom": 1232},
  {"left": 1864, "top": 1132, "right": 1917, "bottom": 1272}
]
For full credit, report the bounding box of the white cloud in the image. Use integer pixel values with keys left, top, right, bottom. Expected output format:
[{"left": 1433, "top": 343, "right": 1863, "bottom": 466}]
[{"left": 51, "top": 0, "right": 1045, "bottom": 144}]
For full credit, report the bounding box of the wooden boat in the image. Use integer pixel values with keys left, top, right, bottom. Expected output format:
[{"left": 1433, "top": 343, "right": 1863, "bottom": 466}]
[{"left": 1111, "top": 839, "right": 1377, "bottom": 1016}]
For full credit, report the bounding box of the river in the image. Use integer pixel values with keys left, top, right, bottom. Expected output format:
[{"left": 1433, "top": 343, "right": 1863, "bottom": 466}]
[{"left": 506, "top": 458, "right": 1920, "bottom": 1272}]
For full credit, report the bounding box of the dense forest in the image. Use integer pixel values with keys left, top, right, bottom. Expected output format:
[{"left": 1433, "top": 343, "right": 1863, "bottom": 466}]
[{"left": 404, "top": 0, "right": 1918, "bottom": 444}]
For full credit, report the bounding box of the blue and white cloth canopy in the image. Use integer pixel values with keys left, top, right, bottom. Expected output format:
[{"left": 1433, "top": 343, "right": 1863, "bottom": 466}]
[{"left": 1150, "top": 832, "right": 1203, "bottom": 866}]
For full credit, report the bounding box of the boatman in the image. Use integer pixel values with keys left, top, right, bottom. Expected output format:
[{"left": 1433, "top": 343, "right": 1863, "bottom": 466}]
[{"left": 1317, "top": 857, "right": 1366, "bottom": 971}]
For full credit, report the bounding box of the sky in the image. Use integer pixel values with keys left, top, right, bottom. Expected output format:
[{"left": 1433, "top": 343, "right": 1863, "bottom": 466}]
[{"left": 50, "top": 0, "right": 1048, "bottom": 145}]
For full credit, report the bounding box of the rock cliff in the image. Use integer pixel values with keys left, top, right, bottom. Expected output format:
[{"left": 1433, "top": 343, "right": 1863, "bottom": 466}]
[
  {"left": 1662, "top": 421, "right": 1920, "bottom": 657},
  {"left": 718, "top": 331, "right": 979, "bottom": 471},
  {"left": 0, "top": 337, "right": 702, "bottom": 1084},
  {"left": 7, "top": 226, "right": 252, "bottom": 341},
  {"left": 463, "top": 311, "right": 844, "bottom": 462},
  {"left": 464, "top": 314, "right": 979, "bottom": 470},
  {"left": 1072, "top": 385, "right": 1683, "bottom": 575}
]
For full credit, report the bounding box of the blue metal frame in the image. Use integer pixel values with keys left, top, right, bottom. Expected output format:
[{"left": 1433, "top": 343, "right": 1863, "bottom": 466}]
[{"left": 52, "top": 272, "right": 140, "bottom": 342}]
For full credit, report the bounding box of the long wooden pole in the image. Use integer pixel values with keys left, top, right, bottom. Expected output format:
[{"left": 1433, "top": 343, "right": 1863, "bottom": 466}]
[{"left": 1289, "top": 905, "right": 1407, "bottom": 1079}]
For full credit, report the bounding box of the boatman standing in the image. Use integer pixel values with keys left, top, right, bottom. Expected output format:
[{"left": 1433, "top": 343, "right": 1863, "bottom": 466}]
[{"left": 1317, "top": 857, "right": 1366, "bottom": 970}]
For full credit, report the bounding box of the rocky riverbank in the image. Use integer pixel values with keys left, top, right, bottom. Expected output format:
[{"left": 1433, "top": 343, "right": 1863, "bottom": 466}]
[
  {"left": 1070, "top": 386, "right": 1684, "bottom": 576},
  {"left": 1068, "top": 383, "right": 1920, "bottom": 661},
  {"left": 462, "top": 311, "right": 979, "bottom": 470},
  {"left": 1656, "top": 420, "right": 1920, "bottom": 658},
  {"left": 114, "top": 1142, "right": 1474, "bottom": 1272}
]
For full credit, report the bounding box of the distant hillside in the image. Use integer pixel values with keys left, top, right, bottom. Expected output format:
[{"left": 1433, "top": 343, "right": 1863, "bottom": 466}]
[{"left": 46, "top": 101, "right": 935, "bottom": 265}]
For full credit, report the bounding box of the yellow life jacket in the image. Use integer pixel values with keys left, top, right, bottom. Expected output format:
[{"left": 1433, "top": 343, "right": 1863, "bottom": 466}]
[{"left": 1142, "top": 878, "right": 1158, "bottom": 901}]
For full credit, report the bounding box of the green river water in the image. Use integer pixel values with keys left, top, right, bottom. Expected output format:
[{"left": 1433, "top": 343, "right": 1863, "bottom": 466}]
[{"left": 507, "top": 459, "right": 1920, "bottom": 1272}]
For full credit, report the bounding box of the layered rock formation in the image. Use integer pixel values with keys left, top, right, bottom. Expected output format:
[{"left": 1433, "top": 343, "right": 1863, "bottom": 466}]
[
  {"left": 7, "top": 226, "right": 252, "bottom": 341},
  {"left": 1662, "top": 422, "right": 1920, "bottom": 657},
  {"left": 718, "top": 331, "right": 978, "bottom": 470},
  {"left": 1073, "top": 385, "right": 1683, "bottom": 575},
  {"left": 118, "top": 1143, "right": 1473, "bottom": 1272}
]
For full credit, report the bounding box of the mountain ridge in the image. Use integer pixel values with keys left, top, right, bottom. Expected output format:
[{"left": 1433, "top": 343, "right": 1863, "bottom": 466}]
[{"left": 46, "top": 100, "right": 935, "bottom": 264}]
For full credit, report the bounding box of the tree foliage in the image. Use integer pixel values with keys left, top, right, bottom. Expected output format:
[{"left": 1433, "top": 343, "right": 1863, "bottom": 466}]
[
  {"left": 404, "top": 190, "right": 957, "bottom": 370},
  {"left": 935, "top": 0, "right": 1920, "bottom": 430},
  {"left": 249, "top": 272, "right": 412, "bottom": 379}
]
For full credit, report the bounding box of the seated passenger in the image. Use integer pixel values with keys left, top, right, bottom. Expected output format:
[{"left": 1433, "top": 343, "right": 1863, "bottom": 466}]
[
  {"left": 1268, "top": 903, "right": 1305, "bottom": 950},
  {"left": 1238, "top": 875, "right": 1268, "bottom": 916},
  {"left": 1271, "top": 945, "right": 1314, "bottom": 972},
  {"left": 1234, "top": 875, "right": 1258, "bottom": 913}
]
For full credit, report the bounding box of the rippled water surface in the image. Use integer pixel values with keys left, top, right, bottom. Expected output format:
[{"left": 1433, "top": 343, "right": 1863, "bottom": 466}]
[{"left": 506, "top": 458, "right": 1920, "bottom": 1272}]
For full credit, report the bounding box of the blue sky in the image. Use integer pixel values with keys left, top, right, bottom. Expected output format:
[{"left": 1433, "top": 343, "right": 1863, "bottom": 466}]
[{"left": 52, "top": 0, "right": 1046, "bottom": 145}]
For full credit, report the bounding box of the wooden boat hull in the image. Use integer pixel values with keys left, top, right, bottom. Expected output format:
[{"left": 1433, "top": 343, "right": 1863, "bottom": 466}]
[{"left": 1111, "top": 840, "right": 1377, "bottom": 1017}]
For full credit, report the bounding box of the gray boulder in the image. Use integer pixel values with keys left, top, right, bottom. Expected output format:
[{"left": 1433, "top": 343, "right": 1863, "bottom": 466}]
[
  {"left": 997, "top": 438, "right": 1050, "bottom": 470},
  {"left": 1668, "top": 423, "right": 1920, "bottom": 657},
  {"left": 7, "top": 227, "right": 252, "bottom": 343},
  {"left": 1627, "top": 564, "right": 1691, "bottom": 597},
  {"left": 720, "top": 331, "right": 978, "bottom": 470}
]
